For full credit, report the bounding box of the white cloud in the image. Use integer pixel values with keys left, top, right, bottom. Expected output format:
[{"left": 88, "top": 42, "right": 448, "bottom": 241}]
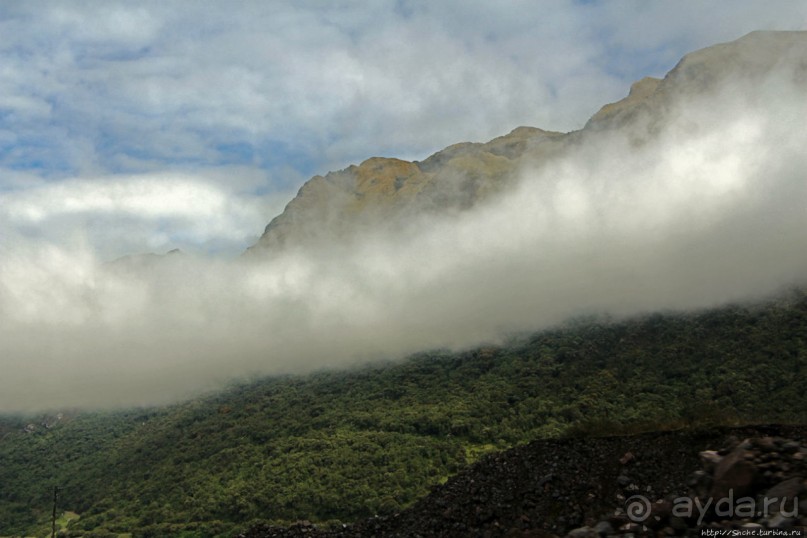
[
  {"left": 0, "top": 46, "right": 805, "bottom": 411},
  {"left": 3, "top": 0, "right": 804, "bottom": 193},
  {"left": 0, "top": 169, "right": 292, "bottom": 258},
  {"left": 0, "top": 2, "right": 806, "bottom": 410}
]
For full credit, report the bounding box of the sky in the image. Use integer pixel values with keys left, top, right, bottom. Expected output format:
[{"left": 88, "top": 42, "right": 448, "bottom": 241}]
[
  {"left": 1, "top": 0, "right": 805, "bottom": 258},
  {"left": 1, "top": 2, "right": 806, "bottom": 412}
]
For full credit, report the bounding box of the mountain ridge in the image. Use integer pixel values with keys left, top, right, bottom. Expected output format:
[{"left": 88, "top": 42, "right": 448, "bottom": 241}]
[
  {"left": 248, "top": 30, "right": 807, "bottom": 255},
  {"left": 248, "top": 125, "right": 565, "bottom": 252},
  {"left": 2, "top": 30, "right": 806, "bottom": 537}
]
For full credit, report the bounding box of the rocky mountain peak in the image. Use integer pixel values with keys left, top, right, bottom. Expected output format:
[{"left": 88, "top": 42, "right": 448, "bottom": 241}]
[
  {"left": 249, "top": 124, "right": 563, "bottom": 252},
  {"left": 586, "top": 77, "right": 661, "bottom": 126},
  {"left": 249, "top": 30, "right": 807, "bottom": 255}
]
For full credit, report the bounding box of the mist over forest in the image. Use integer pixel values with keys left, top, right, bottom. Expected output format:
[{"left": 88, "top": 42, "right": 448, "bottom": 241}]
[{"left": 1, "top": 32, "right": 806, "bottom": 412}]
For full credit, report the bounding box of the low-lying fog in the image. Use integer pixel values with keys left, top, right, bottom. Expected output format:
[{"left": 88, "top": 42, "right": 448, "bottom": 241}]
[{"left": 1, "top": 61, "right": 805, "bottom": 412}]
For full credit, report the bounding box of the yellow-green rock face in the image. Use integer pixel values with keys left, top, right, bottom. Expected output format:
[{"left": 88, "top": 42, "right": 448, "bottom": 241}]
[{"left": 250, "top": 126, "right": 564, "bottom": 252}]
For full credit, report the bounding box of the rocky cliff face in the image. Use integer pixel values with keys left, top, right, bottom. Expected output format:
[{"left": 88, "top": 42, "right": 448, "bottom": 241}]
[
  {"left": 249, "top": 126, "right": 565, "bottom": 252},
  {"left": 248, "top": 31, "right": 807, "bottom": 254}
]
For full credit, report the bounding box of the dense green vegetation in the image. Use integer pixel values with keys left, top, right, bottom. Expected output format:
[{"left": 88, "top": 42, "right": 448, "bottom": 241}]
[{"left": 1, "top": 290, "right": 806, "bottom": 537}]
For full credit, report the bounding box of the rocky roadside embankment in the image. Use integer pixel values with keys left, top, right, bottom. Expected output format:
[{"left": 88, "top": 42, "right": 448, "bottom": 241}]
[
  {"left": 570, "top": 433, "right": 807, "bottom": 537},
  {"left": 238, "top": 425, "right": 807, "bottom": 537}
]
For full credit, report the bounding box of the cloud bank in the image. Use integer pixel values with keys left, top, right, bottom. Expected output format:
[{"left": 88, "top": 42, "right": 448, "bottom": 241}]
[
  {"left": 1, "top": 50, "right": 805, "bottom": 412},
  {"left": 0, "top": 168, "right": 291, "bottom": 258}
]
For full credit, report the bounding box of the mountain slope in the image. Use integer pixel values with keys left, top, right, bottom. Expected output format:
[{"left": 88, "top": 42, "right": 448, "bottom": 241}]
[
  {"left": 3, "top": 30, "right": 807, "bottom": 537},
  {"left": 241, "top": 425, "right": 807, "bottom": 537},
  {"left": 249, "top": 126, "right": 564, "bottom": 252},
  {"left": 249, "top": 30, "right": 807, "bottom": 254},
  {"left": 1, "top": 291, "right": 806, "bottom": 536}
]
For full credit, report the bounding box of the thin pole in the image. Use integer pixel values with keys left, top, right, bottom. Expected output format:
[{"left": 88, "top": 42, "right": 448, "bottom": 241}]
[{"left": 51, "top": 486, "right": 60, "bottom": 538}]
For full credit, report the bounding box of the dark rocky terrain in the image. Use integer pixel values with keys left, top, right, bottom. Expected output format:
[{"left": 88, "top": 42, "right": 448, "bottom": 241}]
[{"left": 239, "top": 425, "right": 807, "bottom": 537}]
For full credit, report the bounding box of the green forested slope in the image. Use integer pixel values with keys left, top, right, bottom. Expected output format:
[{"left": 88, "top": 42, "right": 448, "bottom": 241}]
[{"left": 1, "top": 290, "right": 806, "bottom": 537}]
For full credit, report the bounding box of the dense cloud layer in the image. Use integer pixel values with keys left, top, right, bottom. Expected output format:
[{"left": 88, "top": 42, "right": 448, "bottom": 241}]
[
  {"left": 0, "top": 168, "right": 292, "bottom": 258},
  {"left": 1, "top": 50, "right": 805, "bottom": 412}
]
